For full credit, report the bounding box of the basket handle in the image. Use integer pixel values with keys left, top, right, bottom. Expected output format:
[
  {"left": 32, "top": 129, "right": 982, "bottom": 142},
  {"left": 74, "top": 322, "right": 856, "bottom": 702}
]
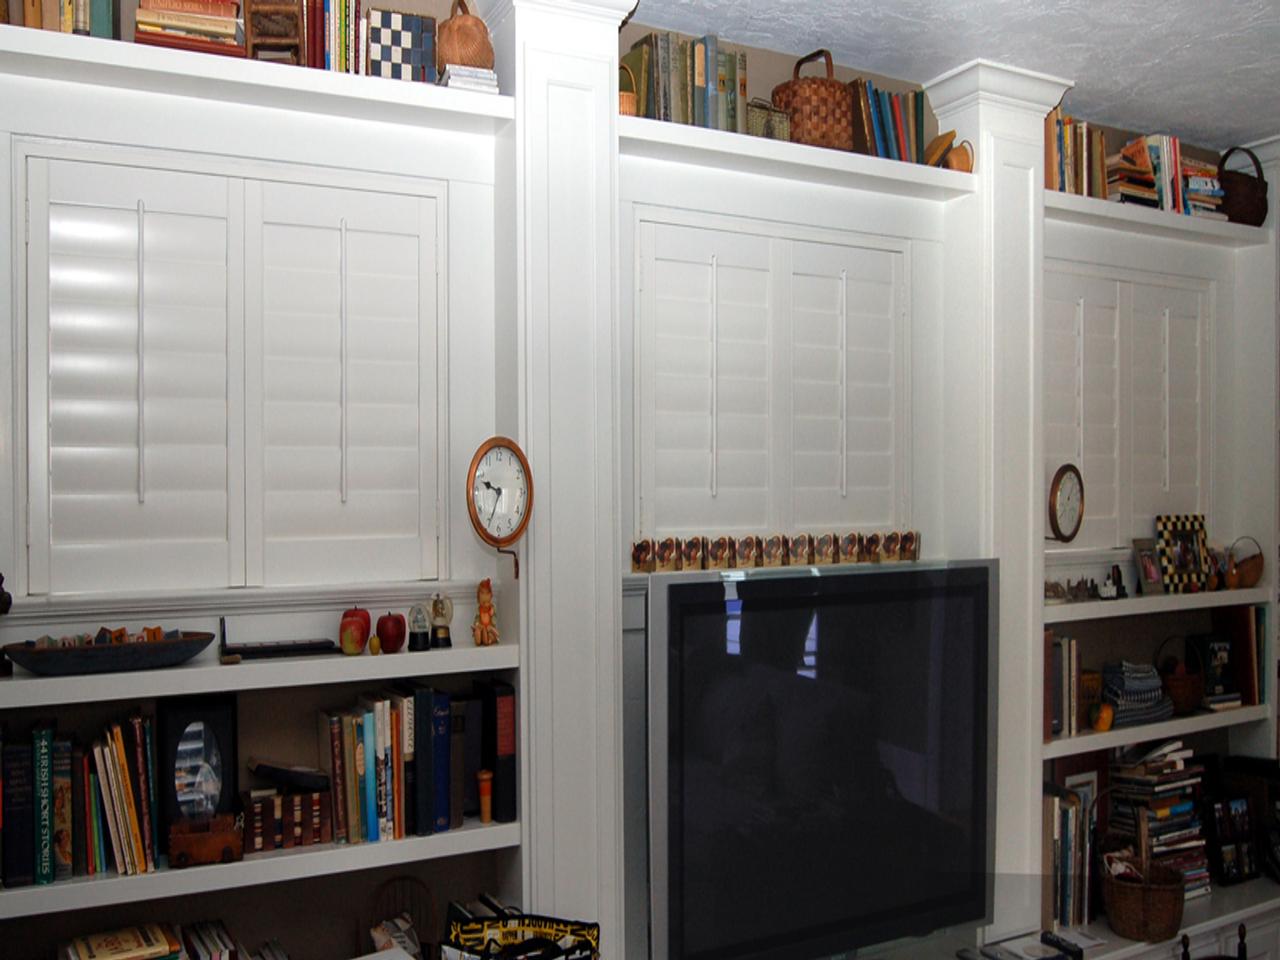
[
  {"left": 1219, "top": 146, "right": 1265, "bottom": 181},
  {"left": 793, "top": 49, "right": 835, "bottom": 81},
  {"left": 1153, "top": 634, "right": 1202, "bottom": 672},
  {"left": 1230, "top": 534, "right": 1262, "bottom": 559},
  {"left": 451, "top": 0, "right": 471, "bottom": 17},
  {"left": 619, "top": 62, "right": 636, "bottom": 94}
]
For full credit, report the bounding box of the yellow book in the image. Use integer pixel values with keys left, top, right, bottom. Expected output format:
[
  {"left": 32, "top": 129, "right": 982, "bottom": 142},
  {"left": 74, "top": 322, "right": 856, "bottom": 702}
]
[
  {"left": 134, "top": 7, "right": 238, "bottom": 37},
  {"left": 71, "top": 924, "right": 178, "bottom": 960},
  {"left": 111, "top": 725, "right": 147, "bottom": 874}
]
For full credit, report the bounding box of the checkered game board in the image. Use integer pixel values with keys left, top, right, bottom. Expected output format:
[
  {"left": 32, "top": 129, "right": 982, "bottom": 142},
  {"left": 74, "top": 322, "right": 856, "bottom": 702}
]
[{"left": 367, "top": 10, "right": 435, "bottom": 82}]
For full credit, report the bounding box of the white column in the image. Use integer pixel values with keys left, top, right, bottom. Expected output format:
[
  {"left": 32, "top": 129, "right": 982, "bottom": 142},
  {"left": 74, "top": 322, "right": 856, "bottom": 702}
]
[
  {"left": 925, "top": 59, "right": 1071, "bottom": 939},
  {"left": 479, "top": 0, "right": 632, "bottom": 947}
]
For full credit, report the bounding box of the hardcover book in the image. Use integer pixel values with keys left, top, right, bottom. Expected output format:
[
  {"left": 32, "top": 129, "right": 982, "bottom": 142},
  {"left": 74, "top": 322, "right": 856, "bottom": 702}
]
[
  {"left": 2, "top": 742, "right": 34, "bottom": 887},
  {"left": 33, "top": 725, "right": 54, "bottom": 884},
  {"left": 430, "top": 690, "right": 451, "bottom": 832},
  {"left": 476, "top": 679, "right": 517, "bottom": 823},
  {"left": 52, "top": 738, "right": 73, "bottom": 881}
]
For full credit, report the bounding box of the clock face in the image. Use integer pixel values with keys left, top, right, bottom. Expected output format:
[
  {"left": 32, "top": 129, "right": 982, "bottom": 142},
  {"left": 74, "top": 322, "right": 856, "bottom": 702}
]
[
  {"left": 1050, "top": 464, "right": 1084, "bottom": 542},
  {"left": 467, "top": 437, "right": 533, "bottom": 548}
]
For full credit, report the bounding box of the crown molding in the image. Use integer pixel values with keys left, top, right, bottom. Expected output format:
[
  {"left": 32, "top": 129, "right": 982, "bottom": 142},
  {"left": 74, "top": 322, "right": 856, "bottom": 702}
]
[{"left": 926, "top": 58, "right": 1073, "bottom": 120}]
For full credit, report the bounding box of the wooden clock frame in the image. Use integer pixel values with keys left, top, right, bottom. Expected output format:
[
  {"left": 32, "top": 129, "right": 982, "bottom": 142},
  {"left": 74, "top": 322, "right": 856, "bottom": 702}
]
[
  {"left": 1048, "top": 463, "right": 1084, "bottom": 542},
  {"left": 466, "top": 435, "right": 534, "bottom": 550}
]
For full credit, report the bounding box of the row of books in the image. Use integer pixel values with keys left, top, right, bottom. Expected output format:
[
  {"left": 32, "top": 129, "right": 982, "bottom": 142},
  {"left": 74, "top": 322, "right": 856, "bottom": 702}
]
[
  {"left": 60, "top": 921, "right": 288, "bottom": 960},
  {"left": 6, "top": 0, "right": 114, "bottom": 36},
  {"left": 1, "top": 715, "right": 160, "bottom": 888},
  {"left": 848, "top": 79, "right": 928, "bottom": 164},
  {"left": 1108, "top": 739, "right": 1210, "bottom": 900},
  {"left": 1043, "top": 631, "right": 1102, "bottom": 741},
  {"left": 622, "top": 31, "right": 747, "bottom": 132},
  {"left": 1042, "top": 779, "right": 1091, "bottom": 929},
  {"left": 314, "top": 678, "right": 516, "bottom": 846},
  {"left": 1044, "top": 108, "right": 1107, "bottom": 199},
  {"left": 133, "top": 0, "right": 244, "bottom": 59}
]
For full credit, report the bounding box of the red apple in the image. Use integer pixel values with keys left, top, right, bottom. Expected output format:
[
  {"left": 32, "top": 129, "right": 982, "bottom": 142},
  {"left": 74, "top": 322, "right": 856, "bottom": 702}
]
[
  {"left": 339, "top": 614, "right": 369, "bottom": 656},
  {"left": 377, "top": 611, "right": 407, "bottom": 654},
  {"left": 343, "top": 605, "right": 371, "bottom": 634}
]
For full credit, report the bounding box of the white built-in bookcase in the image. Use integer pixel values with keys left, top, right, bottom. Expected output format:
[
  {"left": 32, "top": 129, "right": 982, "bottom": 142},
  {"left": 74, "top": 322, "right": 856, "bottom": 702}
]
[{"left": 0, "top": 11, "right": 1279, "bottom": 960}]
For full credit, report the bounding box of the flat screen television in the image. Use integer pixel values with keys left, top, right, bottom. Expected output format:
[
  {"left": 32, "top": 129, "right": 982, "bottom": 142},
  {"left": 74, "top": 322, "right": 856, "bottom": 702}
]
[{"left": 644, "top": 561, "right": 996, "bottom": 960}]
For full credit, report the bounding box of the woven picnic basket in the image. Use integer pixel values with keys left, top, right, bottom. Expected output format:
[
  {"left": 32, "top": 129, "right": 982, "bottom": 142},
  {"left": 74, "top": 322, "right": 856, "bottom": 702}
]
[{"left": 771, "top": 49, "right": 854, "bottom": 150}]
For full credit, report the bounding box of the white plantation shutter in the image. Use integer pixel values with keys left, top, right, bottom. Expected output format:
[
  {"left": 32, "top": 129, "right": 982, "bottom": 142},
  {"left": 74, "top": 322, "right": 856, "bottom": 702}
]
[
  {"left": 1129, "top": 280, "right": 1206, "bottom": 532},
  {"left": 639, "top": 222, "right": 773, "bottom": 536},
  {"left": 789, "top": 240, "right": 905, "bottom": 531},
  {"left": 245, "top": 181, "right": 438, "bottom": 585},
  {"left": 26, "top": 158, "right": 243, "bottom": 594},
  {"left": 1043, "top": 270, "right": 1121, "bottom": 548}
]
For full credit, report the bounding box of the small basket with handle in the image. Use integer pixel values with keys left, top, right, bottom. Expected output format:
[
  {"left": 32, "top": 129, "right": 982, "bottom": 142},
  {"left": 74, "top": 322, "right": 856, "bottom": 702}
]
[
  {"left": 619, "top": 63, "right": 638, "bottom": 117},
  {"left": 771, "top": 49, "right": 854, "bottom": 150},
  {"left": 1093, "top": 788, "right": 1185, "bottom": 942},
  {"left": 1225, "top": 535, "right": 1264, "bottom": 589},
  {"left": 1155, "top": 635, "right": 1204, "bottom": 716},
  {"left": 437, "top": 0, "right": 494, "bottom": 74},
  {"left": 1218, "top": 147, "right": 1268, "bottom": 227}
]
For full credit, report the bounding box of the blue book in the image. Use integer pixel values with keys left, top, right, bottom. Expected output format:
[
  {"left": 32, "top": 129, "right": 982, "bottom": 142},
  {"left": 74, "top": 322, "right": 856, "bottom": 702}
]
[
  {"left": 362, "top": 708, "right": 379, "bottom": 842},
  {"left": 879, "top": 90, "right": 898, "bottom": 160},
  {"left": 699, "top": 35, "right": 718, "bottom": 129},
  {"left": 430, "top": 691, "right": 451, "bottom": 832},
  {"left": 323, "top": 0, "right": 331, "bottom": 71},
  {"left": 88, "top": 0, "right": 111, "bottom": 38},
  {"left": 413, "top": 687, "right": 433, "bottom": 837},
  {"left": 143, "top": 719, "right": 158, "bottom": 864},
  {"left": 866, "top": 79, "right": 886, "bottom": 158}
]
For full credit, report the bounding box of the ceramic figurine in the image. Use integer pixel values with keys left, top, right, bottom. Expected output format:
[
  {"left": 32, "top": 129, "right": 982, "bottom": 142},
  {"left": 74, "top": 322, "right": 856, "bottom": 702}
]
[
  {"left": 431, "top": 593, "right": 454, "bottom": 649},
  {"left": 472, "top": 579, "right": 499, "bottom": 646},
  {"left": 707, "top": 536, "right": 735, "bottom": 569},
  {"left": 736, "top": 536, "right": 762, "bottom": 568},
  {"left": 763, "top": 535, "right": 788, "bottom": 567},
  {"left": 631, "top": 539, "right": 655, "bottom": 573}
]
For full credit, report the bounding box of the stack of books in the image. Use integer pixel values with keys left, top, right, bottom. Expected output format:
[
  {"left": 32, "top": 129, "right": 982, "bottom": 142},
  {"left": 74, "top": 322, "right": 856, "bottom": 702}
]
[
  {"left": 59, "top": 922, "right": 289, "bottom": 960},
  {"left": 1182, "top": 157, "right": 1228, "bottom": 220},
  {"left": 441, "top": 64, "right": 498, "bottom": 93},
  {"left": 133, "top": 0, "right": 245, "bottom": 57},
  {"left": 2, "top": 715, "right": 162, "bottom": 887},
  {"left": 1109, "top": 739, "right": 1211, "bottom": 900},
  {"left": 315, "top": 678, "right": 516, "bottom": 847},
  {"left": 1044, "top": 106, "right": 1108, "bottom": 198},
  {"left": 621, "top": 31, "right": 746, "bottom": 132}
]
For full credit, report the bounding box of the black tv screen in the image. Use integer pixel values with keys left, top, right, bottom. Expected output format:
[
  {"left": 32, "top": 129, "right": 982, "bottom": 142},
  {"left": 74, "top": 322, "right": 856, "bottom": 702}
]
[{"left": 658, "top": 564, "right": 994, "bottom": 960}]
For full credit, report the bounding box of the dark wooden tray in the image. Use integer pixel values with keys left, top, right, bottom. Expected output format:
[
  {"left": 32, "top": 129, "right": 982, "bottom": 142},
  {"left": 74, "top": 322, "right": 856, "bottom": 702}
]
[{"left": 3, "top": 632, "right": 215, "bottom": 677}]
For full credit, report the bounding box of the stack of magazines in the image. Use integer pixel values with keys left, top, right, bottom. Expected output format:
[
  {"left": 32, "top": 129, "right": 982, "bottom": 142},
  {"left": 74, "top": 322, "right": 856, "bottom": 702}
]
[
  {"left": 441, "top": 64, "right": 498, "bottom": 93},
  {"left": 1102, "top": 660, "right": 1174, "bottom": 727}
]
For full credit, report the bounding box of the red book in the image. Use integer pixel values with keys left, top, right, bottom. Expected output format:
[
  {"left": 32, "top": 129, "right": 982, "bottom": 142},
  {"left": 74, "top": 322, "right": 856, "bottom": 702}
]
[
  {"left": 892, "top": 94, "right": 908, "bottom": 163},
  {"left": 134, "top": 29, "right": 247, "bottom": 56},
  {"left": 139, "top": 0, "right": 239, "bottom": 16},
  {"left": 129, "top": 717, "right": 155, "bottom": 873}
]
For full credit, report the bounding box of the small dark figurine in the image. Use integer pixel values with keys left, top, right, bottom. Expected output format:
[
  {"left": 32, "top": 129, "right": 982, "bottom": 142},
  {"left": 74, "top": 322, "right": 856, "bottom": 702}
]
[
  {"left": 0, "top": 573, "right": 11, "bottom": 615},
  {"left": 1111, "top": 563, "right": 1128, "bottom": 599}
]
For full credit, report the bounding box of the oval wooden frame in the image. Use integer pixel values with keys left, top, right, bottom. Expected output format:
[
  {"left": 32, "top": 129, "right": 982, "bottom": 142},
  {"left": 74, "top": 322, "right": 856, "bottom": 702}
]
[
  {"left": 466, "top": 435, "right": 533, "bottom": 549},
  {"left": 1048, "top": 462, "right": 1084, "bottom": 542}
]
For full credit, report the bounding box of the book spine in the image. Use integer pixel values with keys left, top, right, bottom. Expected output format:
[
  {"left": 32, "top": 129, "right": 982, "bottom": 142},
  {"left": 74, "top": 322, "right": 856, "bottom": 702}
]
[
  {"left": 463, "top": 698, "right": 482, "bottom": 816},
  {"left": 377, "top": 701, "right": 390, "bottom": 839},
  {"left": 362, "top": 709, "right": 378, "bottom": 842},
  {"left": 914, "top": 90, "right": 924, "bottom": 163},
  {"left": 736, "top": 51, "right": 747, "bottom": 134},
  {"left": 111, "top": 726, "right": 145, "bottom": 873},
  {"left": 715, "top": 50, "right": 727, "bottom": 132},
  {"left": 51, "top": 739, "right": 72, "bottom": 881},
  {"left": 140, "top": 0, "right": 238, "bottom": 15},
  {"left": 71, "top": 0, "right": 87, "bottom": 33},
  {"left": 87, "top": 770, "right": 100, "bottom": 875},
  {"left": 413, "top": 689, "right": 432, "bottom": 836},
  {"left": 143, "top": 719, "right": 158, "bottom": 868},
  {"left": 692, "top": 40, "right": 705, "bottom": 128},
  {"left": 33, "top": 728, "right": 53, "bottom": 884},
  {"left": 431, "top": 692, "right": 450, "bottom": 832},
  {"left": 327, "top": 714, "right": 347, "bottom": 843},
  {"left": 866, "top": 79, "right": 884, "bottom": 158},
  {"left": 129, "top": 718, "right": 155, "bottom": 873},
  {"left": 343, "top": 714, "right": 360, "bottom": 843},
  {"left": 23, "top": 0, "right": 41, "bottom": 29},
  {"left": 391, "top": 705, "right": 403, "bottom": 840},
  {"left": 72, "top": 749, "right": 87, "bottom": 877},
  {"left": 724, "top": 49, "right": 735, "bottom": 133},
  {"left": 2, "top": 744, "right": 35, "bottom": 887},
  {"left": 892, "top": 93, "right": 907, "bottom": 162},
  {"left": 449, "top": 701, "right": 465, "bottom": 829},
  {"left": 478, "top": 680, "right": 518, "bottom": 823}
]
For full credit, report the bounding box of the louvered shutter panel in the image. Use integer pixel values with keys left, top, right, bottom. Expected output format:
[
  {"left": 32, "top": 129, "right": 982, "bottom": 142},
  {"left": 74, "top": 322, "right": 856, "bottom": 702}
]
[
  {"left": 1129, "top": 280, "right": 1206, "bottom": 533},
  {"left": 27, "top": 158, "right": 242, "bottom": 594},
  {"left": 246, "top": 181, "right": 438, "bottom": 585},
  {"left": 639, "top": 222, "right": 773, "bottom": 537},
  {"left": 789, "top": 240, "right": 905, "bottom": 531},
  {"left": 1044, "top": 269, "right": 1121, "bottom": 548}
]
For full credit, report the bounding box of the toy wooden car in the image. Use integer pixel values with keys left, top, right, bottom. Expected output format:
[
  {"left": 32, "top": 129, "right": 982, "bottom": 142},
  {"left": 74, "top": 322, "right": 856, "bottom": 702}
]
[{"left": 168, "top": 814, "right": 243, "bottom": 868}]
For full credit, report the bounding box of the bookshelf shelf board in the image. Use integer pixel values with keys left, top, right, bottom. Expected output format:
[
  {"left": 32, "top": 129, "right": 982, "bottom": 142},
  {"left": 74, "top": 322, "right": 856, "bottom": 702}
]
[
  {"left": 1041, "top": 704, "right": 1269, "bottom": 760},
  {"left": 1074, "top": 874, "right": 1280, "bottom": 959},
  {"left": 1044, "top": 191, "right": 1270, "bottom": 248},
  {"left": 0, "top": 27, "right": 513, "bottom": 134},
  {"left": 618, "top": 115, "right": 976, "bottom": 202},
  {"left": 0, "top": 819, "right": 521, "bottom": 920},
  {"left": 0, "top": 644, "right": 520, "bottom": 710},
  {"left": 1044, "top": 586, "right": 1271, "bottom": 623}
]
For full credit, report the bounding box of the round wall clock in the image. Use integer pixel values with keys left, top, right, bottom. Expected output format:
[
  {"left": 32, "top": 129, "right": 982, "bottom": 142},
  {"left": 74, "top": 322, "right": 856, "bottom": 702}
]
[
  {"left": 1048, "top": 463, "right": 1084, "bottom": 542},
  {"left": 466, "top": 437, "right": 533, "bottom": 572}
]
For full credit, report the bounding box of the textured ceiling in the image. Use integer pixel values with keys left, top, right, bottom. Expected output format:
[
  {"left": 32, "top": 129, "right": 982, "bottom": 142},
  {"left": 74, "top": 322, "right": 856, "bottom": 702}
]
[{"left": 626, "top": 0, "right": 1280, "bottom": 150}]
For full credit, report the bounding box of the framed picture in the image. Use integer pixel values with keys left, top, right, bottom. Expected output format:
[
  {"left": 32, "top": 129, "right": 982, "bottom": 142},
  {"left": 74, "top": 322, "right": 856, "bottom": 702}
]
[
  {"left": 157, "top": 694, "right": 238, "bottom": 855},
  {"left": 1155, "top": 514, "right": 1210, "bottom": 594},
  {"left": 1132, "top": 538, "right": 1163, "bottom": 595}
]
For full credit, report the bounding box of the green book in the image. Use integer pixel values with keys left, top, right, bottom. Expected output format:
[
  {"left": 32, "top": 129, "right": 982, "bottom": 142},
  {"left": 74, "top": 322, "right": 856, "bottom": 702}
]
[
  {"left": 724, "top": 48, "right": 736, "bottom": 133},
  {"left": 914, "top": 90, "right": 925, "bottom": 163},
  {"left": 33, "top": 726, "right": 54, "bottom": 885},
  {"left": 88, "top": 0, "right": 110, "bottom": 37}
]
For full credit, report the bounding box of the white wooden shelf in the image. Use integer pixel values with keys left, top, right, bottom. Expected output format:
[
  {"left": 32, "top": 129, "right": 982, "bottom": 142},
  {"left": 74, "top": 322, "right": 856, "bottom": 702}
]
[
  {"left": 1071, "top": 875, "right": 1280, "bottom": 959},
  {"left": 0, "top": 644, "right": 519, "bottom": 710},
  {"left": 0, "top": 25, "right": 513, "bottom": 133},
  {"left": 1044, "top": 587, "right": 1271, "bottom": 624},
  {"left": 1041, "top": 704, "right": 1269, "bottom": 760},
  {"left": 0, "top": 819, "right": 520, "bottom": 920},
  {"left": 1044, "top": 191, "right": 1270, "bottom": 247},
  {"left": 618, "top": 115, "right": 977, "bottom": 201}
]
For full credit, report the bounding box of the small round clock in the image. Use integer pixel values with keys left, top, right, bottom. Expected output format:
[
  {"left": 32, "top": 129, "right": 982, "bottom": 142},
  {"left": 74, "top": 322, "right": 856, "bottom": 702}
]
[
  {"left": 466, "top": 436, "right": 533, "bottom": 551},
  {"left": 1048, "top": 463, "right": 1084, "bottom": 542}
]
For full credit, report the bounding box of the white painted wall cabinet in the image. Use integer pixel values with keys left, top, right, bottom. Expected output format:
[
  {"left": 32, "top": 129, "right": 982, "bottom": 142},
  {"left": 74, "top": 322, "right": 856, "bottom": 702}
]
[{"left": 24, "top": 149, "right": 444, "bottom": 594}]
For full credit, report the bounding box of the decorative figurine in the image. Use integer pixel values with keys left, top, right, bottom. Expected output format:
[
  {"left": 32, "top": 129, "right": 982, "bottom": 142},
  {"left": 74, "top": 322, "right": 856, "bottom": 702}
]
[
  {"left": 407, "top": 602, "right": 432, "bottom": 652},
  {"left": 763, "top": 535, "right": 788, "bottom": 567},
  {"left": 631, "top": 539, "right": 655, "bottom": 573},
  {"left": 430, "top": 594, "right": 454, "bottom": 649},
  {"left": 654, "top": 537, "right": 681, "bottom": 572},
  {"left": 736, "top": 536, "right": 762, "bottom": 568},
  {"left": 707, "top": 536, "right": 735, "bottom": 569},
  {"left": 839, "top": 533, "right": 860, "bottom": 563},
  {"left": 472, "top": 579, "right": 499, "bottom": 647},
  {"left": 0, "top": 573, "right": 10, "bottom": 616}
]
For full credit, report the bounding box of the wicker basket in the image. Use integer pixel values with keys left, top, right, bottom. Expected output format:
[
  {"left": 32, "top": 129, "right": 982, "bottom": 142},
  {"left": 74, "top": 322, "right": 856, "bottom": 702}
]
[
  {"left": 1227, "top": 535, "right": 1264, "bottom": 589},
  {"left": 771, "top": 50, "right": 854, "bottom": 151},
  {"left": 1102, "top": 861, "right": 1185, "bottom": 942},
  {"left": 746, "top": 98, "right": 790, "bottom": 141},
  {"left": 619, "top": 63, "right": 638, "bottom": 117},
  {"left": 1219, "top": 147, "right": 1268, "bottom": 227},
  {"left": 437, "top": 0, "right": 494, "bottom": 74},
  {"left": 1155, "top": 635, "right": 1204, "bottom": 716}
]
